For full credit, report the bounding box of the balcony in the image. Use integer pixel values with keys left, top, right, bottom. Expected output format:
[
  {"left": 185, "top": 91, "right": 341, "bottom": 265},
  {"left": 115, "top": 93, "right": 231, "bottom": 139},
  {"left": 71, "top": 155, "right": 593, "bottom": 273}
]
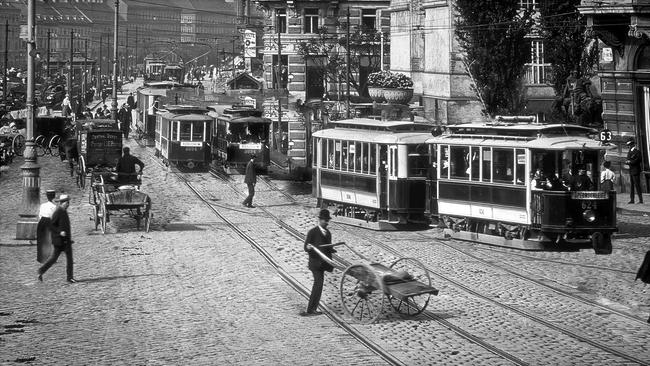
[{"left": 580, "top": 0, "right": 650, "bottom": 15}]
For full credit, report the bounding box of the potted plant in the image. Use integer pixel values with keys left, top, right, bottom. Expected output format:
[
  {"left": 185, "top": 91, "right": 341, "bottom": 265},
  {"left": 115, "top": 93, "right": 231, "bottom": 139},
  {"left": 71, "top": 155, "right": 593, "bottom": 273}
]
[
  {"left": 367, "top": 71, "right": 391, "bottom": 102},
  {"left": 382, "top": 72, "right": 414, "bottom": 104}
]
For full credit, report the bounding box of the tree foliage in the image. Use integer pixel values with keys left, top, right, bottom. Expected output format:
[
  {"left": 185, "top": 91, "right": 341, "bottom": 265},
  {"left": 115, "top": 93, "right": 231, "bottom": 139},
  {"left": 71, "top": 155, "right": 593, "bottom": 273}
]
[
  {"left": 454, "top": 0, "right": 535, "bottom": 116},
  {"left": 296, "top": 27, "right": 389, "bottom": 97}
]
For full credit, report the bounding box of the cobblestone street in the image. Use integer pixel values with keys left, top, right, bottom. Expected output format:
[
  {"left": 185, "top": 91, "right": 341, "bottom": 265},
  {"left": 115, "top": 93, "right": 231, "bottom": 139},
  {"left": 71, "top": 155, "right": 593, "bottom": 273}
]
[{"left": 1, "top": 103, "right": 650, "bottom": 364}]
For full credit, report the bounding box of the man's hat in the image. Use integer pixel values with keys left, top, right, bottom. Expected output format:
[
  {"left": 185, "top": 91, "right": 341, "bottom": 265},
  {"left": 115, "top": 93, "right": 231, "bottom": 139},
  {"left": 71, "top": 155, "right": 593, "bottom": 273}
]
[
  {"left": 627, "top": 138, "right": 636, "bottom": 146},
  {"left": 9, "top": 122, "right": 15, "bottom": 128},
  {"left": 250, "top": 154, "right": 256, "bottom": 159},
  {"left": 318, "top": 209, "right": 332, "bottom": 221},
  {"left": 56, "top": 194, "right": 70, "bottom": 203}
]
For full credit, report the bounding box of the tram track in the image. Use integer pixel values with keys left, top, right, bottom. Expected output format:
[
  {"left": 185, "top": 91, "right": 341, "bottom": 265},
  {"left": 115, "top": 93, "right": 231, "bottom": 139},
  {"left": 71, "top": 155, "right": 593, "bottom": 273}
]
[
  {"left": 145, "top": 149, "right": 647, "bottom": 365},
  {"left": 344, "top": 227, "right": 650, "bottom": 365}
]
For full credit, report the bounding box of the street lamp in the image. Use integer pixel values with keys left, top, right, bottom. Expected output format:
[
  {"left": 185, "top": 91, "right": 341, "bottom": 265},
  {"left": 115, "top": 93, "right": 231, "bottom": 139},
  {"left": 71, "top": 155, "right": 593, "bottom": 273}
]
[{"left": 16, "top": 0, "right": 40, "bottom": 239}]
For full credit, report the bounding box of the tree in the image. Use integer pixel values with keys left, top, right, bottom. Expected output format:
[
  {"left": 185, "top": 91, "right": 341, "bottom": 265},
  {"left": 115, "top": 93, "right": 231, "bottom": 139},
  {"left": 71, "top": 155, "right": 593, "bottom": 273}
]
[
  {"left": 296, "top": 26, "right": 389, "bottom": 98},
  {"left": 455, "top": 0, "right": 535, "bottom": 116},
  {"left": 539, "top": 0, "right": 601, "bottom": 126}
]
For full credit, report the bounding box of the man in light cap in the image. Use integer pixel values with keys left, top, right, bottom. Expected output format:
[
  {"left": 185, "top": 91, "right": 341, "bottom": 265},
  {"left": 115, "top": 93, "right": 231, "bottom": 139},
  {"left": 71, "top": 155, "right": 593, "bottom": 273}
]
[
  {"left": 38, "top": 194, "right": 76, "bottom": 283},
  {"left": 625, "top": 138, "right": 643, "bottom": 204}
]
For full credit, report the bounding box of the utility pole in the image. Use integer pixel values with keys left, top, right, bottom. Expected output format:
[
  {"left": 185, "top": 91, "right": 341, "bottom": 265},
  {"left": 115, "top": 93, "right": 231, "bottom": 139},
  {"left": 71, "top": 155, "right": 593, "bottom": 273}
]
[
  {"left": 17, "top": 0, "right": 40, "bottom": 238},
  {"left": 3, "top": 20, "right": 8, "bottom": 107},
  {"left": 346, "top": 7, "right": 351, "bottom": 119},
  {"left": 125, "top": 27, "right": 129, "bottom": 79},
  {"left": 111, "top": 0, "right": 119, "bottom": 123},
  {"left": 68, "top": 30, "right": 73, "bottom": 95},
  {"left": 97, "top": 35, "right": 102, "bottom": 98},
  {"left": 277, "top": 22, "right": 282, "bottom": 152},
  {"left": 135, "top": 26, "right": 138, "bottom": 76},
  {"left": 232, "top": 39, "right": 237, "bottom": 89},
  {"left": 83, "top": 38, "right": 87, "bottom": 107},
  {"left": 46, "top": 30, "right": 51, "bottom": 77}
]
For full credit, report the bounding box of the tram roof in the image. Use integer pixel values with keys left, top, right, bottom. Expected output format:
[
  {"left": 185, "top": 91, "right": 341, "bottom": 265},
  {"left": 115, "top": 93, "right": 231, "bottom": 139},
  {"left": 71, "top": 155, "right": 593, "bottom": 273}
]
[
  {"left": 137, "top": 88, "right": 168, "bottom": 96},
  {"left": 312, "top": 127, "right": 431, "bottom": 144},
  {"left": 329, "top": 118, "right": 433, "bottom": 132},
  {"left": 444, "top": 123, "right": 595, "bottom": 136},
  {"left": 158, "top": 112, "right": 214, "bottom": 121},
  {"left": 426, "top": 134, "right": 615, "bottom": 151},
  {"left": 160, "top": 104, "right": 209, "bottom": 114}
]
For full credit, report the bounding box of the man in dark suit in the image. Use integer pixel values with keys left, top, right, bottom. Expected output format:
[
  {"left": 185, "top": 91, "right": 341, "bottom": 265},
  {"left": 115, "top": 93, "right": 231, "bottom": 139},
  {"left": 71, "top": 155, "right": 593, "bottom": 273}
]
[
  {"left": 626, "top": 138, "right": 644, "bottom": 204},
  {"left": 116, "top": 147, "right": 145, "bottom": 184},
  {"left": 301, "top": 209, "right": 336, "bottom": 316},
  {"left": 242, "top": 155, "right": 257, "bottom": 208},
  {"left": 38, "top": 194, "right": 76, "bottom": 283}
]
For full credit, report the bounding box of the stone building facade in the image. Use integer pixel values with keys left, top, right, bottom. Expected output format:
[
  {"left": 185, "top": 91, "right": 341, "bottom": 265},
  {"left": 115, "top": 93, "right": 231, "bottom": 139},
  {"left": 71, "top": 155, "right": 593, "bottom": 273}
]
[{"left": 580, "top": 0, "right": 650, "bottom": 192}]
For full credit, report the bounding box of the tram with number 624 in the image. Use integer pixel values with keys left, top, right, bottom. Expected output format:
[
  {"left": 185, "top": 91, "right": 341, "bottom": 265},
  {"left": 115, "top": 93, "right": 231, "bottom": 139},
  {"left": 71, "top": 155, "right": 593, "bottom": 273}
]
[{"left": 312, "top": 117, "right": 618, "bottom": 254}]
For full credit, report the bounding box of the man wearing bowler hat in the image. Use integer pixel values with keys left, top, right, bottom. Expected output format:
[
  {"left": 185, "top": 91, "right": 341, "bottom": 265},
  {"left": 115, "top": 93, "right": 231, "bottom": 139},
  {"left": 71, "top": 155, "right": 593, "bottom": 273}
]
[
  {"left": 242, "top": 154, "right": 257, "bottom": 208},
  {"left": 301, "top": 209, "right": 336, "bottom": 316},
  {"left": 625, "top": 138, "right": 644, "bottom": 204},
  {"left": 38, "top": 194, "right": 76, "bottom": 283}
]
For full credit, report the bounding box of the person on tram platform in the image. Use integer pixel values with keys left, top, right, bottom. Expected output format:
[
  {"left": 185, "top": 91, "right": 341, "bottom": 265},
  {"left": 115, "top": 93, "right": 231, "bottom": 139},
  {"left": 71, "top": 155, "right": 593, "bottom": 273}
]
[
  {"left": 115, "top": 147, "right": 145, "bottom": 184},
  {"left": 531, "top": 169, "right": 546, "bottom": 190},
  {"left": 570, "top": 166, "right": 594, "bottom": 191}
]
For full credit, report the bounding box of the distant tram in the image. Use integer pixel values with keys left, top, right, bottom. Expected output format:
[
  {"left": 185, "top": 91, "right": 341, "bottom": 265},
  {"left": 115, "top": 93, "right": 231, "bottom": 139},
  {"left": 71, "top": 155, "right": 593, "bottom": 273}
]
[
  {"left": 208, "top": 105, "right": 271, "bottom": 172},
  {"left": 426, "top": 120, "right": 617, "bottom": 253},
  {"left": 312, "top": 119, "right": 432, "bottom": 230},
  {"left": 154, "top": 105, "right": 213, "bottom": 170}
]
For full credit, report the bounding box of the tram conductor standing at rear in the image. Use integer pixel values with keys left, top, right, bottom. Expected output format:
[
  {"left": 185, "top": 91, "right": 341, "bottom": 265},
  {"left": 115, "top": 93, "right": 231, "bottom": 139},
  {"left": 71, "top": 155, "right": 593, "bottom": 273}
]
[
  {"left": 242, "top": 155, "right": 257, "bottom": 208},
  {"left": 302, "top": 209, "right": 336, "bottom": 316}
]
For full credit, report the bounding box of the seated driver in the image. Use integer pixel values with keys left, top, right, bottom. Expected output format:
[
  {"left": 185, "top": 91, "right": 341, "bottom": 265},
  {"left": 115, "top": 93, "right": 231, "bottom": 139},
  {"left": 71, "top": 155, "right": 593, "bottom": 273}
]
[{"left": 115, "top": 147, "right": 144, "bottom": 184}]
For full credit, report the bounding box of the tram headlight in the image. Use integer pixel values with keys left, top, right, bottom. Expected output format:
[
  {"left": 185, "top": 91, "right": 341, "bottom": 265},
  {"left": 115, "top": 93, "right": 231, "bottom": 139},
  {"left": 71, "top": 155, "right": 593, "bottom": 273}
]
[{"left": 582, "top": 209, "right": 596, "bottom": 223}]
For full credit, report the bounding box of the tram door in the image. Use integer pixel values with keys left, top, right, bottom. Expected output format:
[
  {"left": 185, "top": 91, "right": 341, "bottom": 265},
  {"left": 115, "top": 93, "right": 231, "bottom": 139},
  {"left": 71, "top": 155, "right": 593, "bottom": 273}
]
[{"left": 379, "top": 145, "right": 388, "bottom": 208}]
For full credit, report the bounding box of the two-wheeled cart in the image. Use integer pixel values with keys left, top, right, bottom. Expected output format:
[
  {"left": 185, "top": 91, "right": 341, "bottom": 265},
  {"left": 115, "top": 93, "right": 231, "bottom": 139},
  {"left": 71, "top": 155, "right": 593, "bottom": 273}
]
[
  {"left": 89, "top": 172, "right": 151, "bottom": 234},
  {"left": 310, "top": 242, "right": 439, "bottom": 323}
]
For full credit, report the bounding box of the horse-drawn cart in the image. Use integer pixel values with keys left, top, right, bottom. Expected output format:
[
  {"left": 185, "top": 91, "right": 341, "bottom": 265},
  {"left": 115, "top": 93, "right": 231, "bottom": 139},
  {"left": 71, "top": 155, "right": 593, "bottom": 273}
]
[
  {"left": 310, "top": 243, "right": 439, "bottom": 323},
  {"left": 89, "top": 173, "right": 151, "bottom": 234},
  {"left": 76, "top": 120, "right": 122, "bottom": 189}
]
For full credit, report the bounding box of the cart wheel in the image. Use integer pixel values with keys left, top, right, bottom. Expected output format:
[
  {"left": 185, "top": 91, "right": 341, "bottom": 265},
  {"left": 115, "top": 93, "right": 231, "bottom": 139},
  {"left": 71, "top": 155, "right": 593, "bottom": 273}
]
[
  {"left": 340, "top": 263, "right": 385, "bottom": 324},
  {"left": 100, "top": 202, "right": 107, "bottom": 234},
  {"left": 34, "top": 135, "right": 46, "bottom": 157},
  {"left": 388, "top": 258, "right": 432, "bottom": 316},
  {"left": 92, "top": 205, "right": 100, "bottom": 230},
  {"left": 12, "top": 135, "right": 26, "bottom": 156},
  {"left": 77, "top": 156, "right": 86, "bottom": 190},
  {"left": 49, "top": 135, "right": 61, "bottom": 157}
]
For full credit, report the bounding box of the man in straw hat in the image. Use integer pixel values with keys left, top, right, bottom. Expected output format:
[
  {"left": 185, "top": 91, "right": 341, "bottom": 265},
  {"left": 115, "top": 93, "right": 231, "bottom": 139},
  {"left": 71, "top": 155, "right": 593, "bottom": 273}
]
[
  {"left": 301, "top": 209, "right": 336, "bottom": 316},
  {"left": 625, "top": 138, "right": 644, "bottom": 204},
  {"left": 242, "top": 154, "right": 257, "bottom": 208},
  {"left": 38, "top": 194, "right": 76, "bottom": 283}
]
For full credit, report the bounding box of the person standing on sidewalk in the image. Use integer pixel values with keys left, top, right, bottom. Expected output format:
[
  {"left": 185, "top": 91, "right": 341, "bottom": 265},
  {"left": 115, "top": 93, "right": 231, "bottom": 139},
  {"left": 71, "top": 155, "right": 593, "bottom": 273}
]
[
  {"left": 302, "top": 209, "right": 336, "bottom": 316},
  {"left": 38, "top": 195, "right": 76, "bottom": 283},
  {"left": 242, "top": 155, "right": 257, "bottom": 208},
  {"left": 625, "top": 138, "right": 644, "bottom": 204}
]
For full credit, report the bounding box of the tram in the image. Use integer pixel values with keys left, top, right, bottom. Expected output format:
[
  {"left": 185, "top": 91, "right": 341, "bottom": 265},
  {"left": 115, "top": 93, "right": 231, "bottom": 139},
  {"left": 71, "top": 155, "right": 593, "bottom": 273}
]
[
  {"left": 426, "top": 120, "right": 617, "bottom": 254},
  {"left": 154, "top": 105, "right": 213, "bottom": 169},
  {"left": 312, "top": 119, "right": 432, "bottom": 230},
  {"left": 144, "top": 58, "right": 165, "bottom": 81},
  {"left": 208, "top": 105, "right": 271, "bottom": 172}
]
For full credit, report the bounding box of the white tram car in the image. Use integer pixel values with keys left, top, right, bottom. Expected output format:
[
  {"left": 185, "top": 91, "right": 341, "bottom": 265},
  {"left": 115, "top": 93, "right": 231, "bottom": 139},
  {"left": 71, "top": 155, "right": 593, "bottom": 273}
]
[{"left": 312, "top": 119, "right": 432, "bottom": 230}]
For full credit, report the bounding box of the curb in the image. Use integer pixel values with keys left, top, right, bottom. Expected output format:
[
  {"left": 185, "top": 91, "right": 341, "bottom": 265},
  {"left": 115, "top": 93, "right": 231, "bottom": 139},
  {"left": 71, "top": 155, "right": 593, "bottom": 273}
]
[{"left": 616, "top": 207, "right": 649, "bottom": 216}]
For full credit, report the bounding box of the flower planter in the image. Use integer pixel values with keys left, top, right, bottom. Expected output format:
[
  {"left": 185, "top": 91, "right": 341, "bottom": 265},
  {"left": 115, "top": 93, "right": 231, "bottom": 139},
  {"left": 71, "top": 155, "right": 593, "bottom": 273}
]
[
  {"left": 383, "top": 88, "right": 413, "bottom": 105},
  {"left": 368, "top": 87, "right": 385, "bottom": 102}
]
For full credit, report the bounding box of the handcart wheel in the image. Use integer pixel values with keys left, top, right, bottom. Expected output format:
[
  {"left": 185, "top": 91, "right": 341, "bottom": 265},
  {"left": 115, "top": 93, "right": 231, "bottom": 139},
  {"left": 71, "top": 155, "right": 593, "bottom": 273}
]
[
  {"left": 100, "top": 202, "right": 107, "bottom": 234},
  {"left": 34, "top": 135, "right": 46, "bottom": 157},
  {"left": 77, "top": 156, "right": 86, "bottom": 190},
  {"left": 92, "top": 205, "right": 100, "bottom": 230},
  {"left": 388, "top": 258, "right": 432, "bottom": 316},
  {"left": 49, "top": 135, "right": 61, "bottom": 157},
  {"left": 12, "top": 135, "right": 26, "bottom": 156},
  {"left": 340, "top": 263, "right": 385, "bottom": 324}
]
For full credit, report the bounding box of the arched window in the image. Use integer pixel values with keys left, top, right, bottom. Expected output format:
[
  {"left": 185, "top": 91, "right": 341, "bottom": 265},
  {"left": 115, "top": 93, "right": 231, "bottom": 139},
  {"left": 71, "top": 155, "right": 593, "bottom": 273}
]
[{"left": 636, "top": 46, "right": 650, "bottom": 70}]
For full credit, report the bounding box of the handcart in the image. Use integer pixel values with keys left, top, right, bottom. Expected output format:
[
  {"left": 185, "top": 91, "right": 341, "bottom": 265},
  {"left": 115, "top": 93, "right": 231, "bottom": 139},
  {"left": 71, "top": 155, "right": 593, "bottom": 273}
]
[{"left": 310, "top": 242, "right": 439, "bottom": 323}]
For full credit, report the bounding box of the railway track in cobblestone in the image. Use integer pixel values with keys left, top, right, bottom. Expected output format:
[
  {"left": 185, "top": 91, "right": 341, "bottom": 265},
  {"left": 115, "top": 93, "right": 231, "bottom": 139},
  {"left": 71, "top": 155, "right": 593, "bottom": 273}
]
[{"left": 344, "top": 228, "right": 650, "bottom": 365}]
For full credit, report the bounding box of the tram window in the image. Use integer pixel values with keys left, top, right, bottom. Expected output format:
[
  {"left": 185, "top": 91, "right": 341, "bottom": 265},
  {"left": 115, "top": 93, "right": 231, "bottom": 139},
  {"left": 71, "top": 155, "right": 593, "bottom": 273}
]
[
  {"left": 450, "top": 146, "right": 469, "bottom": 180},
  {"left": 171, "top": 122, "right": 179, "bottom": 140},
  {"left": 335, "top": 140, "right": 341, "bottom": 169},
  {"left": 369, "top": 144, "right": 377, "bottom": 174},
  {"left": 482, "top": 147, "right": 491, "bottom": 182},
  {"left": 515, "top": 149, "right": 526, "bottom": 185},
  {"left": 192, "top": 122, "right": 204, "bottom": 141},
  {"left": 468, "top": 147, "right": 480, "bottom": 181},
  {"left": 440, "top": 145, "right": 450, "bottom": 179},
  {"left": 327, "top": 140, "right": 335, "bottom": 168},
  {"left": 408, "top": 144, "right": 429, "bottom": 177},
  {"left": 321, "top": 139, "right": 328, "bottom": 167},
  {"left": 180, "top": 122, "right": 192, "bottom": 141},
  {"left": 390, "top": 148, "right": 398, "bottom": 177},
  {"left": 353, "top": 142, "right": 362, "bottom": 172},
  {"left": 342, "top": 141, "right": 349, "bottom": 171},
  {"left": 493, "top": 148, "right": 514, "bottom": 184}
]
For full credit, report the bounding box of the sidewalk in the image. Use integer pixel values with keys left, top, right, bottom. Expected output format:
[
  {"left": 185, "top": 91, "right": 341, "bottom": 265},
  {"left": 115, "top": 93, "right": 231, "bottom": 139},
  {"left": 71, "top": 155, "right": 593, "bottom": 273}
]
[{"left": 617, "top": 193, "right": 650, "bottom": 216}]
